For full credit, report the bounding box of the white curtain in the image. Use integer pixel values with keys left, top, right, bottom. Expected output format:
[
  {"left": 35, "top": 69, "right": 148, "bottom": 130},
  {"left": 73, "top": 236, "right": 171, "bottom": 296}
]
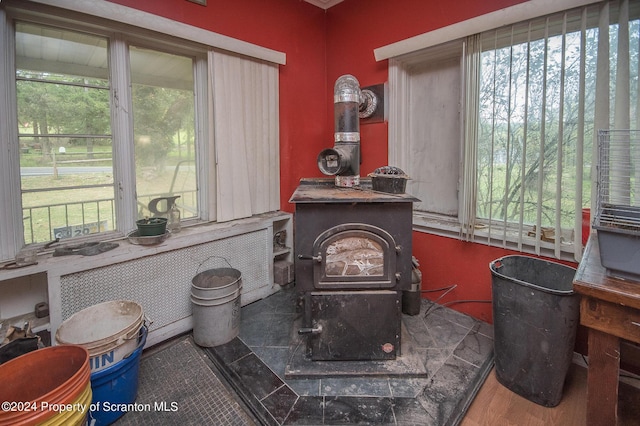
[{"left": 209, "top": 50, "right": 280, "bottom": 222}]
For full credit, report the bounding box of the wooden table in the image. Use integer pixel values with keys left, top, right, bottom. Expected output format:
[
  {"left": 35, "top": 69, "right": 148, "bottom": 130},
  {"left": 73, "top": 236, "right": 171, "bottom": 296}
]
[{"left": 573, "top": 235, "right": 640, "bottom": 426}]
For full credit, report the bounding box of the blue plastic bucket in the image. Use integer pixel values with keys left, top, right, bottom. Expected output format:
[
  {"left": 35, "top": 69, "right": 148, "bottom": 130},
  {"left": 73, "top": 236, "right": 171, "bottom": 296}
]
[{"left": 88, "top": 326, "right": 147, "bottom": 426}]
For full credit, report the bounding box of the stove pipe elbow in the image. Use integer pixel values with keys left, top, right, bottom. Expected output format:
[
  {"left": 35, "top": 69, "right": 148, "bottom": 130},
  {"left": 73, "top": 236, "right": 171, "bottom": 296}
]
[{"left": 317, "top": 74, "right": 361, "bottom": 187}]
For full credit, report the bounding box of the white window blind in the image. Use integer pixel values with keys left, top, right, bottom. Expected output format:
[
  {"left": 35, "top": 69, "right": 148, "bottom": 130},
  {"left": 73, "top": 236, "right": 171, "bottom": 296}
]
[
  {"left": 390, "top": 0, "right": 639, "bottom": 261},
  {"left": 468, "top": 0, "right": 639, "bottom": 260}
]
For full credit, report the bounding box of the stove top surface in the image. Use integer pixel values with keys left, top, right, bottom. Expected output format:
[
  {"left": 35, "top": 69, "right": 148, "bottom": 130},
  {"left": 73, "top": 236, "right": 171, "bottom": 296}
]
[{"left": 289, "top": 178, "right": 420, "bottom": 203}]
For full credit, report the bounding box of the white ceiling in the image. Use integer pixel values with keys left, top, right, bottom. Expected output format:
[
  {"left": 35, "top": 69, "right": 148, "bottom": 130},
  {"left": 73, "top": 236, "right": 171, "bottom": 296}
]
[{"left": 304, "top": 0, "right": 344, "bottom": 9}]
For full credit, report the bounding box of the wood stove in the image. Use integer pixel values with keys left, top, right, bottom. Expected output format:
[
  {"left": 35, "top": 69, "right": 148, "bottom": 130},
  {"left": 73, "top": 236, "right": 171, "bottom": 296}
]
[{"left": 290, "top": 178, "right": 418, "bottom": 361}]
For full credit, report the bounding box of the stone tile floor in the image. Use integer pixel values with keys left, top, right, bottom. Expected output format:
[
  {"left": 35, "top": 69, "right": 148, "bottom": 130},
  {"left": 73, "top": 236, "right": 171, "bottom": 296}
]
[
  {"left": 206, "top": 287, "right": 494, "bottom": 425},
  {"left": 115, "top": 286, "right": 494, "bottom": 425}
]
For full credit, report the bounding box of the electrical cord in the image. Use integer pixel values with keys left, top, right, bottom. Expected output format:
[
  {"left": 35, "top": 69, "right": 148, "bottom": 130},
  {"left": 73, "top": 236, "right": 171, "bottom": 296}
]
[
  {"left": 424, "top": 299, "right": 492, "bottom": 318},
  {"left": 441, "top": 299, "right": 492, "bottom": 308},
  {"left": 422, "top": 284, "right": 457, "bottom": 318},
  {"left": 420, "top": 284, "right": 492, "bottom": 318},
  {"left": 421, "top": 285, "right": 458, "bottom": 293}
]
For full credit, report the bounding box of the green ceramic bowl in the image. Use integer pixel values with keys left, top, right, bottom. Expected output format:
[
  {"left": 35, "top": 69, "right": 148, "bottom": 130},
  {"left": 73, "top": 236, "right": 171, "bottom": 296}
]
[{"left": 135, "top": 217, "right": 168, "bottom": 236}]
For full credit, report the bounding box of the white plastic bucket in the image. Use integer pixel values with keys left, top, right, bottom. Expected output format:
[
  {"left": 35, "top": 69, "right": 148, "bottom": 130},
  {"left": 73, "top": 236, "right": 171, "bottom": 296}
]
[
  {"left": 55, "top": 300, "right": 144, "bottom": 372},
  {"left": 191, "top": 267, "right": 242, "bottom": 347}
]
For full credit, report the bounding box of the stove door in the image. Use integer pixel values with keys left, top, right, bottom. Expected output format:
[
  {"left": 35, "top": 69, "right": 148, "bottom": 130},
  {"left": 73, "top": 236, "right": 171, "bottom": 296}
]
[
  {"left": 308, "top": 290, "right": 400, "bottom": 361},
  {"left": 313, "top": 223, "right": 398, "bottom": 289}
]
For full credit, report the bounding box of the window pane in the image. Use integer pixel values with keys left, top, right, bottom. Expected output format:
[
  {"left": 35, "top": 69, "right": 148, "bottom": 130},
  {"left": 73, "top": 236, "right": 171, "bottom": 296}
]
[
  {"left": 16, "top": 23, "right": 114, "bottom": 244},
  {"left": 475, "top": 2, "right": 640, "bottom": 254},
  {"left": 409, "top": 58, "right": 461, "bottom": 216},
  {"left": 130, "top": 46, "right": 197, "bottom": 222},
  {"left": 477, "top": 27, "right": 595, "bottom": 234}
]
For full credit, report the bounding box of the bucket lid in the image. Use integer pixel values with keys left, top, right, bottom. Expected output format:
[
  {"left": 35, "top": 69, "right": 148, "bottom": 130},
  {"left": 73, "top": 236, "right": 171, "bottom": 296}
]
[
  {"left": 78, "top": 315, "right": 144, "bottom": 355},
  {"left": 55, "top": 300, "right": 143, "bottom": 347}
]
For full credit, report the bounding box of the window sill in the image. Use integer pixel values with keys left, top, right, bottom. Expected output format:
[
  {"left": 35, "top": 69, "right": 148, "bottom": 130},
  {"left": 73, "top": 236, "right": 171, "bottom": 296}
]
[
  {"left": 412, "top": 212, "right": 463, "bottom": 239},
  {"left": 0, "top": 211, "right": 290, "bottom": 281},
  {"left": 412, "top": 211, "right": 579, "bottom": 262}
]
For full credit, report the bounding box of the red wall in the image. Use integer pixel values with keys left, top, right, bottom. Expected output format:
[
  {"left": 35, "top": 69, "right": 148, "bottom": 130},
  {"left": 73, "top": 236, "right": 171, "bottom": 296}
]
[
  {"left": 106, "top": 0, "right": 580, "bottom": 323},
  {"left": 107, "top": 0, "right": 329, "bottom": 211},
  {"left": 324, "top": 0, "right": 528, "bottom": 175},
  {"left": 323, "top": 0, "right": 546, "bottom": 322}
]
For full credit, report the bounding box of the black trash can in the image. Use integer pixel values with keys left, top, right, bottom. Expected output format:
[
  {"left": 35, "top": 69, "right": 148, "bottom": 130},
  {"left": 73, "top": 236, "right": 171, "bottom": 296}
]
[{"left": 489, "top": 255, "right": 579, "bottom": 407}]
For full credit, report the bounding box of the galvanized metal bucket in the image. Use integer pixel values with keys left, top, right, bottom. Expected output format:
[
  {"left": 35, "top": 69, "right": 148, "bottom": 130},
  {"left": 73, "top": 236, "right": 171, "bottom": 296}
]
[{"left": 191, "top": 257, "right": 242, "bottom": 347}]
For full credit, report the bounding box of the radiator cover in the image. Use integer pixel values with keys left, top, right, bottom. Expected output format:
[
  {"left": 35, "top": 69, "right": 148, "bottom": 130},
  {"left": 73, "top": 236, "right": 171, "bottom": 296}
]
[{"left": 60, "top": 229, "right": 272, "bottom": 335}]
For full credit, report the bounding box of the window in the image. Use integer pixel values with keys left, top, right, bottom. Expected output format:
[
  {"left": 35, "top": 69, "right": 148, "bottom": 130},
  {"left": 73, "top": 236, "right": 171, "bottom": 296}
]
[
  {"left": 129, "top": 46, "right": 198, "bottom": 222},
  {"left": 0, "top": 2, "right": 281, "bottom": 261},
  {"left": 390, "top": 0, "right": 639, "bottom": 261},
  {"left": 16, "top": 24, "right": 114, "bottom": 243},
  {"left": 14, "top": 22, "right": 202, "bottom": 245}
]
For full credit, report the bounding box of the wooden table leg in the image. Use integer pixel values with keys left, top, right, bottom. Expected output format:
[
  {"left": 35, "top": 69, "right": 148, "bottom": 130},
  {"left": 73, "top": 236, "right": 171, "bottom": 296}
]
[{"left": 586, "top": 328, "right": 620, "bottom": 426}]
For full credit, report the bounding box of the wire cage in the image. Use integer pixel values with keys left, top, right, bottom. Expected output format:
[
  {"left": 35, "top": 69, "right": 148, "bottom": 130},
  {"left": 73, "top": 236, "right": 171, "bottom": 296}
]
[{"left": 593, "top": 129, "right": 640, "bottom": 279}]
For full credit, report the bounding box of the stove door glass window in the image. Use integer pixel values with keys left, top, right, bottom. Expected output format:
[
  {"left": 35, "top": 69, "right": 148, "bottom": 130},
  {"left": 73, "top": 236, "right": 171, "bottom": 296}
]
[
  {"left": 314, "top": 224, "right": 397, "bottom": 289},
  {"left": 325, "top": 236, "right": 384, "bottom": 277}
]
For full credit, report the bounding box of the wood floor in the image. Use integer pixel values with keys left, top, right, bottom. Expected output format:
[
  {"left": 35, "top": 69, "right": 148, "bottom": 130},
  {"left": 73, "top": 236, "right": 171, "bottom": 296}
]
[{"left": 461, "top": 364, "right": 640, "bottom": 426}]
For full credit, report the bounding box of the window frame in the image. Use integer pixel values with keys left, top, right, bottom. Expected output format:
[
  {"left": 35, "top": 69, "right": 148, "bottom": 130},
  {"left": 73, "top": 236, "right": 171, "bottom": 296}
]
[
  {"left": 390, "top": 39, "right": 585, "bottom": 261},
  {"left": 0, "top": 0, "right": 283, "bottom": 262},
  {"left": 389, "top": 0, "right": 639, "bottom": 262},
  {"left": 8, "top": 15, "right": 208, "bottom": 246},
  {"left": 389, "top": 41, "right": 467, "bottom": 240}
]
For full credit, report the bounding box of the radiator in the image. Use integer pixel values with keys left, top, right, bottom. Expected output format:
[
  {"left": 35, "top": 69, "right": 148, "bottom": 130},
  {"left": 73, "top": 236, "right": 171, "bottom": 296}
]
[{"left": 59, "top": 229, "right": 274, "bottom": 342}]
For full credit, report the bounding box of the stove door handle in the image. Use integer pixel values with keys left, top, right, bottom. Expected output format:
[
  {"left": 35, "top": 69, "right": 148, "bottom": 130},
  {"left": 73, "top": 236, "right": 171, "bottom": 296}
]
[{"left": 298, "top": 254, "right": 321, "bottom": 262}]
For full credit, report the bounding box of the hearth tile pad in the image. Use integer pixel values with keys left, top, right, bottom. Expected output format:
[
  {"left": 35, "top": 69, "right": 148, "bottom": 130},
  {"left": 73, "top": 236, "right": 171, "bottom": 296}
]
[{"left": 205, "top": 288, "right": 494, "bottom": 425}]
